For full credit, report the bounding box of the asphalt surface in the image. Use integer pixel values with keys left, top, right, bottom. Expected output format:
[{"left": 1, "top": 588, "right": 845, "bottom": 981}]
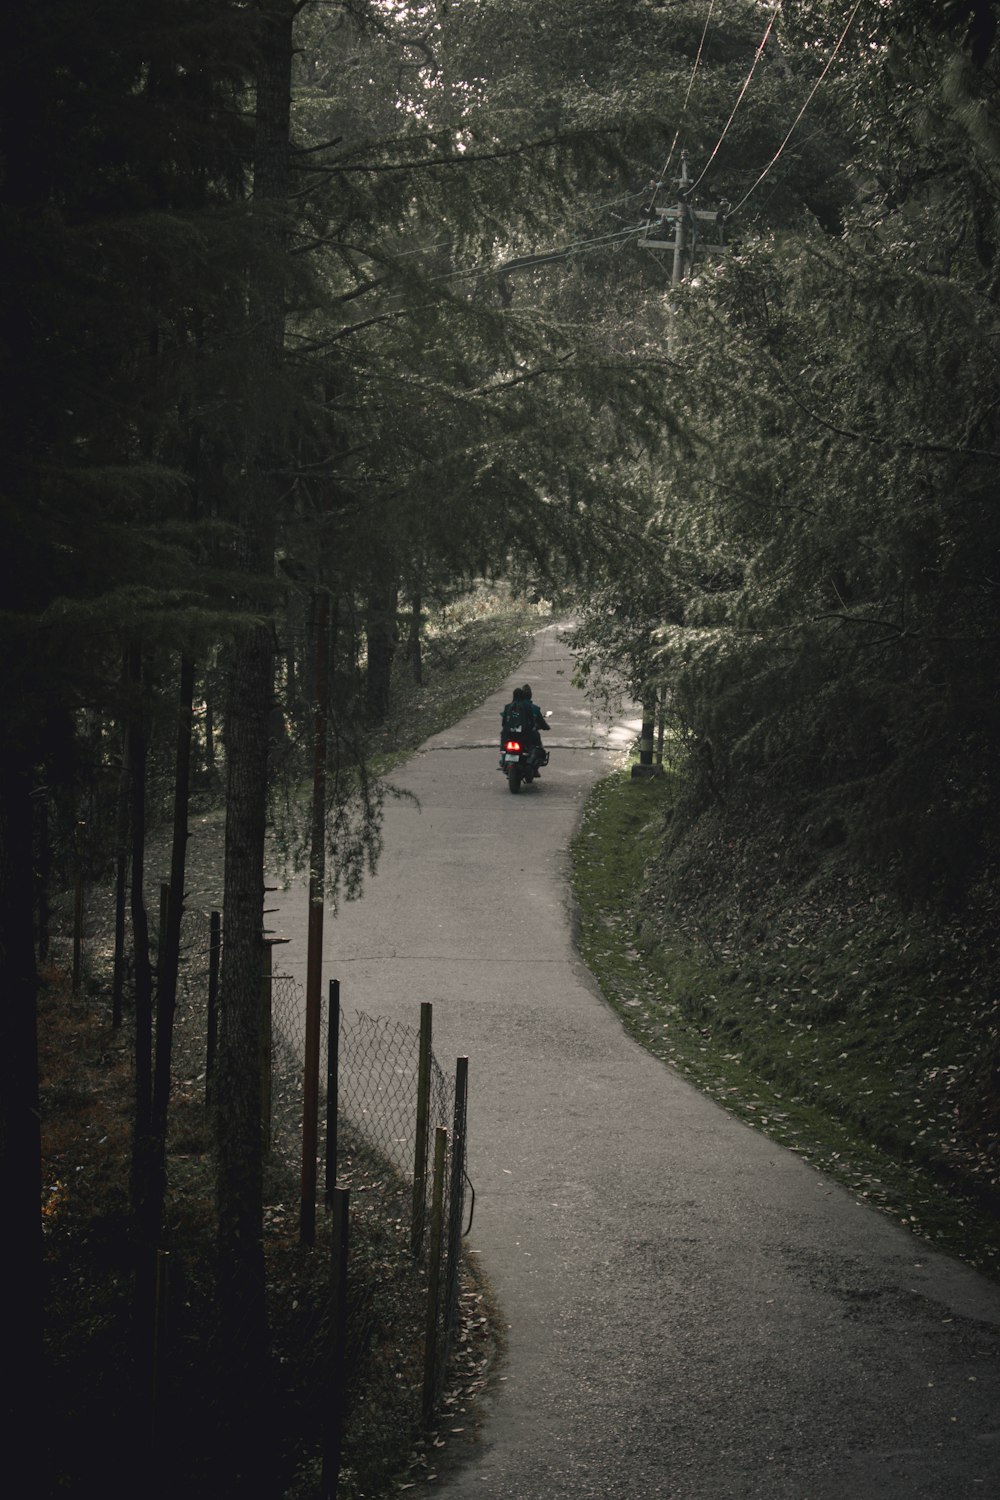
[{"left": 270, "top": 623, "right": 1000, "bottom": 1500}]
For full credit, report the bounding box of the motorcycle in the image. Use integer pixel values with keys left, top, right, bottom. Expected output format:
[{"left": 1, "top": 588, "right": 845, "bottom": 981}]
[{"left": 499, "top": 735, "right": 549, "bottom": 793}]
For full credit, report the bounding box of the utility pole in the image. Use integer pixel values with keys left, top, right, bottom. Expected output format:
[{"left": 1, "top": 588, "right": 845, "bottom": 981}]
[
  {"left": 633, "top": 152, "right": 731, "bottom": 778},
  {"left": 672, "top": 149, "right": 692, "bottom": 286},
  {"left": 639, "top": 151, "right": 731, "bottom": 273}
]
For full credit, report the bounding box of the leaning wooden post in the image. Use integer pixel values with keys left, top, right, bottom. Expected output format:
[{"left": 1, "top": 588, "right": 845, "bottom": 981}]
[
  {"left": 421, "top": 1126, "right": 448, "bottom": 1428},
  {"left": 325, "top": 979, "right": 340, "bottom": 1207},
  {"left": 445, "top": 1057, "right": 469, "bottom": 1339},
  {"left": 411, "top": 1001, "right": 433, "bottom": 1256}
]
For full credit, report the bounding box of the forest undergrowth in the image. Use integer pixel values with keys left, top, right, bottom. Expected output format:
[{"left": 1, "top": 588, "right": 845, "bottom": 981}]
[
  {"left": 40, "top": 590, "right": 540, "bottom": 1498},
  {"left": 572, "top": 765, "right": 1000, "bottom": 1280}
]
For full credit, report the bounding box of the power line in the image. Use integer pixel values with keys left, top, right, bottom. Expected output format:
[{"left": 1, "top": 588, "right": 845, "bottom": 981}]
[
  {"left": 437, "top": 221, "right": 653, "bottom": 286},
  {"left": 648, "top": 0, "right": 718, "bottom": 214},
  {"left": 730, "top": 0, "right": 863, "bottom": 217},
  {"left": 376, "top": 0, "right": 852, "bottom": 289},
  {"left": 596, "top": 186, "right": 650, "bottom": 214},
  {"left": 689, "top": 1, "right": 782, "bottom": 195}
]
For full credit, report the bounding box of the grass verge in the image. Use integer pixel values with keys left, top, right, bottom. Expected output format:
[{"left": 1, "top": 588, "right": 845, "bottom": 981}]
[
  {"left": 572, "top": 764, "right": 1000, "bottom": 1279},
  {"left": 374, "top": 596, "right": 543, "bottom": 772}
]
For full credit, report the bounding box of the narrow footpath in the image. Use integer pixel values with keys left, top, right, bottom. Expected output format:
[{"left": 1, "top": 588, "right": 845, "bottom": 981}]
[{"left": 272, "top": 624, "right": 1000, "bottom": 1500}]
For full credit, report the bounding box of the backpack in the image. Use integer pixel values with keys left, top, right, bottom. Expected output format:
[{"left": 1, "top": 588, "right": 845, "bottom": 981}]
[{"left": 502, "top": 701, "right": 530, "bottom": 738}]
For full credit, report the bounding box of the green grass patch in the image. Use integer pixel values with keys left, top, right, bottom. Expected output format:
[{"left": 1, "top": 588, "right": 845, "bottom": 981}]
[
  {"left": 572, "top": 765, "right": 1000, "bottom": 1278},
  {"left": 369, "top": 599, "right": 543, "bottom": 777}
]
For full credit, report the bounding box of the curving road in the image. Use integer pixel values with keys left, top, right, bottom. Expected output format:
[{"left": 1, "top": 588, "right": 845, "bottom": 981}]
[{"left": 271, "top": 623, "right": 1000, "bottom": 1500}]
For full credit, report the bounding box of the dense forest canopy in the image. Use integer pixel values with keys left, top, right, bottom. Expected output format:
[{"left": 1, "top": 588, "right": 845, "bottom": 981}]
[
  {"left": 569, "top": 0, "right": 1000, "bottom": 907},
  {"left": 2, "top": 0, "right": 998, "bottom": 1479}
]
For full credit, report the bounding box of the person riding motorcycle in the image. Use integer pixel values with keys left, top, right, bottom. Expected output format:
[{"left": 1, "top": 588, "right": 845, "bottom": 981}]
[
  {"left": 520, "top": 684, "right": 550, "bottom": 736},
  {"left": 498, "top": 683, "right": 550, "bottom": 783},
  {"left": 516, "top": 682, "right": 549, "bottom": 773},
  {"left": 500, "top": 687, "right": 528, "bottom": 756}
]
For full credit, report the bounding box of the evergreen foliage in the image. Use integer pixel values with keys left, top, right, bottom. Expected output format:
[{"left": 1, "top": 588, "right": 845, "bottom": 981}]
[
  {"left": 6, "top": 0, "right": 1000, "bottom": 1474},
  {"left": 574, "top": 0, "right": 1000, "bottom": 911}
]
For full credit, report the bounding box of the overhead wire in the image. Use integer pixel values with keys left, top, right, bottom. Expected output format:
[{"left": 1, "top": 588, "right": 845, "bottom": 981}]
[
  {"left": 436, "top": 220, "right": 654, "bottom": 287},
  {"left": 389, "top": 2, "right": 721, "bottom": 293},
  {"left": 596, "top": 186, "right": 651, "bottom": 214},
  {"left": 689, "top": 1, "right": 782, "bottom": 194},
  {"left": 648, "top": 0, "right": 717, "bottom": 213},
  {"left": 339, "top": 0, "right": 853, "bottom": 292},
  {"left": 729, "top": 0, "right": 864, "bottom": 217},
  {"left": 354, "top": 7, "right": 718, "bottom": 286}
]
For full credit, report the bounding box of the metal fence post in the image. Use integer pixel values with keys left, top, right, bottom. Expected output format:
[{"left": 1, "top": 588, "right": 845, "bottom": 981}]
[
  {"left": 325, "top": 979, "right": 340, "bottom": 1207},
  {"left": 411, "top": 1001, "right": 433, "bottom": 1256},
  {"left": 421, "top": 1126, "right": 448, "bottom": 1428}
]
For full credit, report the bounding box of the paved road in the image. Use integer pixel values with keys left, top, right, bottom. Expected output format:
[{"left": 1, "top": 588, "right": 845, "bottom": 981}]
[{"left": 271, "top": 624, "right": 1000, "bottom": 1499}]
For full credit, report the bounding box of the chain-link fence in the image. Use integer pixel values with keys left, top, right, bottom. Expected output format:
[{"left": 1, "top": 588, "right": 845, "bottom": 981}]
[
  {"left": 161, "top": 908, "right": 471, "bottom": 1494},
  {"left": 52, "top": 854, "right": 473, "bottom": 1497},
  {"left": 264, "top": 966, "right": 470, "bottom": 1494}
]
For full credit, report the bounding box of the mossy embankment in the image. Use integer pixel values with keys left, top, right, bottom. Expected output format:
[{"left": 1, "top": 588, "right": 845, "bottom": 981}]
[{"left": 572, "top": 764, "right": 1000, "bottom": 1278}]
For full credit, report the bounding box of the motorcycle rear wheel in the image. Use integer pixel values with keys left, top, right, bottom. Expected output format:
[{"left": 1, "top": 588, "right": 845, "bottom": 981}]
[{"left": 508, "top": 766, "right": 522, "bottom": 793}]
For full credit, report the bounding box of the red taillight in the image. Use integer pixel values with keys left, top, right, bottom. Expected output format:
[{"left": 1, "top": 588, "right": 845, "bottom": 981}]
[{"left": 505, "top": 739, "right": 521, "bottom": 752}]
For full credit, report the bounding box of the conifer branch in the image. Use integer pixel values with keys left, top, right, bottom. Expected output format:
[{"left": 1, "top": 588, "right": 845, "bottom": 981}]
[
  {"left": 318, "top": 131, "right": 615, "bottom": 175},
  {"left": 767, "top": 359, "right": 1000, "bottom": 464},
  {"left": 290, "top": 136, "right": 344, "bottom": 158}
]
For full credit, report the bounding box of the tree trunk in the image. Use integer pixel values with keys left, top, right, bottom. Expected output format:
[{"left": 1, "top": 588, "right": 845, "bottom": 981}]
[
  {"left": 214, "top": 2, "right": 295, "bottom": 1480},
  {"left": 128, "top": 645, "right": 157, "bottom": 1251},
  {"left": 407, "top": 589, "right": 423, "bottom": 686},
  {"left": 34, "top": 788, "right": 51, "bottom": 966},
  {"left": 112, "top": 698, "right": 130, "bottom": 1030},
  {"left": 204, "top": 686, "right": 216, "bottom": 779},
  {"left": 365, "top": 579, "right": 399, "bottom": 721},
  {"left": 216, "top": 618, "right": 272, "bottom": 1352},
  {"left": 300, "top": 592, "right": 329, "bottom": 1244},
  {"left": 0, "top": 751, "right": 42, "bottom": 1448},
  {"left": 128, "top": 646, "right": 154, "bottom": 1147},
  {"left": 150, "top": 654, "right": 195, "bottom": 1211}
]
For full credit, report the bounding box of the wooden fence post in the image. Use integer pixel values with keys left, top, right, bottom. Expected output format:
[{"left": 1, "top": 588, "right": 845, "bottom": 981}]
[
  {"left": 411, "top": 1001, "right": 433, "bottom": 1256},
  {"left": 421, "top": 1126, "right": 448, "bottom": 1427},
  {"left": 445, "top": 1057, "right": 469, "bottom": 1339},
  {"left": 323, "top": 1187, "right": 350, "bottom": 1499},
  {"left": 325, "top": 979, "right": 340, "bottom": 1207}
]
